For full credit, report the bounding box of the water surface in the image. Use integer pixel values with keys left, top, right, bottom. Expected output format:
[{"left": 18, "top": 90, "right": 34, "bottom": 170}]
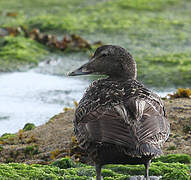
[{"left": 0, "top": 56, "right": 174, "bottom": 135}]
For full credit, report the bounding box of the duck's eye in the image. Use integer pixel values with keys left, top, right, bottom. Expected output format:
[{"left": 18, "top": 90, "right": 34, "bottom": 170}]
[{"left": 101, "top": 53, "right": 107, "bottom": 57}]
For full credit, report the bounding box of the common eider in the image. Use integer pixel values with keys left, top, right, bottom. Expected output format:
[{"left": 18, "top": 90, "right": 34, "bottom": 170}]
[{"left": 68, "top": 45, "right": 170, "bottom": 180}]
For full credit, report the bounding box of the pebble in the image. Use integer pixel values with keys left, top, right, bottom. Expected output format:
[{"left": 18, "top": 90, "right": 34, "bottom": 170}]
[
  {"left": 129, "top": 176, "right": 162, "bottom": 180},
  {"left": 91, "top": 176, "right": 162, "bottom": 180}
]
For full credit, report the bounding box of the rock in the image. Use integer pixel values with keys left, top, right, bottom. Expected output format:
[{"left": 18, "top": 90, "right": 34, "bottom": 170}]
[
  {"left": 129, "top": 176, "right": 162, "bottom": 180},
  {"left": 0, "top": 98, "right": 191, "bottom": 164}
]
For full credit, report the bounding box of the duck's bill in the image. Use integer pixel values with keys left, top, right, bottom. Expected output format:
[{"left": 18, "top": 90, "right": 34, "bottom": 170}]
[{"left": 67, "top": 65, "right": 92, "bottom": 76}]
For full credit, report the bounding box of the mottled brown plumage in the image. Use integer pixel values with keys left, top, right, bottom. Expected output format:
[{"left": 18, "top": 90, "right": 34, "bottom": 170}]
[{"left": 68, "top": 45, "right": 170, "bottom": 180}]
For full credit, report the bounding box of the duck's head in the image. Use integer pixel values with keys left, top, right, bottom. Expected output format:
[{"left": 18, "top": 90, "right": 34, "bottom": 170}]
[{"left": 68, "top": 45, "right": 137, "bottom": 79}]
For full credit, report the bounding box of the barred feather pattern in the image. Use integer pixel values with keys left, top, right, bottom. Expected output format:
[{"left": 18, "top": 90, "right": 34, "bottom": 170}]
[
  {"left": 74, "top": 78, "right": 170, "bottom": 159},
  {"left": 75, "top": 79, "right": 165, "bottom": 122}
]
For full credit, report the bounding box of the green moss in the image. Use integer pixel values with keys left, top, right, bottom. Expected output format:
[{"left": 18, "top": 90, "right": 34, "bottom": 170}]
[
  {"left": 1, "top": 0, "right": 183, "bottom": 33},
  {"left": 24, "top": 145, "right": 39, "bottom": 156},
  {"left": 0, "top": 160, "right": 190, "bottom": 180},
  {"left": 0, "top": 36, "right": 48, "bottom": 71},
  {"left": 0, "top": 159, "right": 190, "bottom": 180},
  {"left": 52, "top": 157, "right": 76, "bottom": 169},
  {"left": 23, "top": 123, "right": 36, "bottom": 131},
  {"left": 163, "top": 168, "right": 190, "bottom": 180},
  {"left": 113, "top": 0, "right": 180, "bottom": 11},
  {"left": 0, "top": 0, "right": 185, "bottom": 34},
  {"left": 153, "top": 162, "right": 190, "bottom": 180},
  {"left": 167, "top": 146, "right": 177, "bottom": 151},
  {"left": 0, "top": 0, "right": 191, "bottom": 86},
  {"left": 105, "top": 164, "right": 145, "bottom": 176},
  {"left": 0, "top": 163, "right": 61, "bottom": 179},
  {"left": 183, "top": 125, "right": 191, "bottom": 133},
  {"left": 105, "top": 162, "right": 190, "bottom": 179},
  {"left": 22, "top": 0, "right": 181, "bottom": 34},
  {"left": 136, "top": 51, "right": 191, "bottom": 87},
  {"left": 0, "top": 133, "right": 16, "bottom": 141},
  {"left": 153, "top": 154, "right": 191, "bottom": 164},
  {"left": 101, "top": 169, "right": 130, "bottom": 179}
]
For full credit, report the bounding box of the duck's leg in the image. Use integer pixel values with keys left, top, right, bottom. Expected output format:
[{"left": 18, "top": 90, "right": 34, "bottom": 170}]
[
  {"left": 144, "top": 160, "right": 151, "bottom": 180},
  {"left": 95, "top": 163, "right": 102, "bottom": 180}
]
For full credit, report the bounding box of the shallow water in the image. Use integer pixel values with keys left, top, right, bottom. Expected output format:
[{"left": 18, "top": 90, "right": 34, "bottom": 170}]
[
  {"left": 0, "top": 71, "right": 89, "bottom": 135},
  {"left": 0, "top": 57, "right": 174, "bottom": 135}
]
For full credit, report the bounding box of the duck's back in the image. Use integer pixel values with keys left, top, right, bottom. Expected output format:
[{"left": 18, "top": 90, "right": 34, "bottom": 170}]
[{"left": 74, "top": 79, "right": 170, "bottom": 165}]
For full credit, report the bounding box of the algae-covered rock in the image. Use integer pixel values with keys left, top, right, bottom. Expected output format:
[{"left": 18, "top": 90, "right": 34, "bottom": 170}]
[
  {"left": 23, "top": 123, "right": 36, "bottom": 131},
  {"left": 0, "top": 158, "right": 190, "bottom": 180},
  {"left": 0, "top": 133, "right": 16, "bottom": 141},
  {"left": 104, "top": 162, "right": 191, "bottom": 180},
  {"left": 52, "top": 157, "right": 77, "bottom": 169},
  {"left": 0, "top": 36, "right": 48, "bottom": 71},
  {"left": 0, "top": 101, "right": 191, "bottom": 179},
  {"left": 0, "top": 163, "right": 61, "bottom": 179},
  {"left": 153, "top": 154, "right": 191, "bottom": 164},
  {"left": 0, "top": 0, "right": 191, "bottom": 86},
  {"left": 168, "top": 88, "right": 191, "bottom": 99},
  {"left": 24, "top": 145, "right": 39, "bottom": 156}
]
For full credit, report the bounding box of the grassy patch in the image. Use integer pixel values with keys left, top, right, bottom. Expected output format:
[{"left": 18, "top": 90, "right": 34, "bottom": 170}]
[{"left": 0, "top": 156, "right": 190, "bottom": 179}]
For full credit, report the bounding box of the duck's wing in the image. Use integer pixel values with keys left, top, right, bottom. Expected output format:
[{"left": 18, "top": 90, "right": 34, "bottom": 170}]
[
  {"left": 74, "top": 105, "right": 136, "bottom": 151},
  {"left": 74, "top": 97, "right": 170, "bottom": 156},
  {"left": 125, "top": 97, "right": 170, "bottom": 155}
]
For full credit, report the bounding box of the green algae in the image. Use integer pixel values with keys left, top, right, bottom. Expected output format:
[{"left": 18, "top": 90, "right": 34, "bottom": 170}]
[
  {"left": 0, "top": 0, "right": 191, "bottom": 86},
  {"left": 0, "top": 36, "right": 48, "bottom": 71},
  {"left": 0, "top": 0, "right": 183, "bottom": 33},
  {"left": 20, "top": 0, "right": 183, "bottom": 34},
  {"left": 0, "top": 0, "right": 189, "bottom": 37},
  {"left": 183, "top": 125, "right": 191, "bottom": 133},
  {"left": 23, "top": 123, "right": 36, "bottom": 131},
  {"left": 0, "top": 156, "right": 190, "bottom": 179},
  {"left": 113, "top": 0, "right": 180, "bottom": 11},
  {"left": 135, "top": 51, "right": 191, "bottom": 87},
  {"left": 24, "top": 145, "right": 39, "bottom": 156},
  {"left": 153, "top": 154, "right": 191, "bottom": 164},
  {"left": 52, "top": 157, "right": 77, "bottom": 169},
  {"left": 0, "top": 133, "right": 16, "bottom": 141},
  {"left": 0, "top": 163, "right": 61, "bottom": 179},
  {"left": 105, "top": 162, "right": 190, "bottom": 180}
]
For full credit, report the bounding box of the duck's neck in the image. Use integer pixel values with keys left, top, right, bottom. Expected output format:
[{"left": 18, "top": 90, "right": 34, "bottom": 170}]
[
  {"left": 108, "top": 58, "right": 137, "bottom": 81},
  {"left": 123, "top": 57, "right": 137, "bottom": 80},
  {"left": 107, "top": 76, "right": 135, "bottom": 82}
]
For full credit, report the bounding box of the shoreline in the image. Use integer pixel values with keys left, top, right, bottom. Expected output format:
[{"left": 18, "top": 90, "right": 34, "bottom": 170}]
[{"left": 0, "top": 97, "right": 191, "bottom": 165}]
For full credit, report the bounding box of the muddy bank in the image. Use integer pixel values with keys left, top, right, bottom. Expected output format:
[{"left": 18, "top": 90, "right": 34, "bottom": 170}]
[{"left": 0, "top": 98, "right": 191, "bottom": 165}]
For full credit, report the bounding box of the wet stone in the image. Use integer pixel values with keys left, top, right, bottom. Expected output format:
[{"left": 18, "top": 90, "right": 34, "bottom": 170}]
[{"left": 129, "top": 176, "right": 162, "bottom": 180}]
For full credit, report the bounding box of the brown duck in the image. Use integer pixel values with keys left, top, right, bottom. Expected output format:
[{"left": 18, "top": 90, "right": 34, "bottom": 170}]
[{"left": 68, "top": 45, "right": 170, "bottom": 180}]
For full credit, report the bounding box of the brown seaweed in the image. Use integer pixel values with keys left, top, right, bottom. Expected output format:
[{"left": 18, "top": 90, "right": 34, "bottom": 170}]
[
  {"left": 168, "top": 88, "right": 191, "bottom": 99},
  {"left": 0, "top": 26, "right": 103, "bottom": 52}
]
